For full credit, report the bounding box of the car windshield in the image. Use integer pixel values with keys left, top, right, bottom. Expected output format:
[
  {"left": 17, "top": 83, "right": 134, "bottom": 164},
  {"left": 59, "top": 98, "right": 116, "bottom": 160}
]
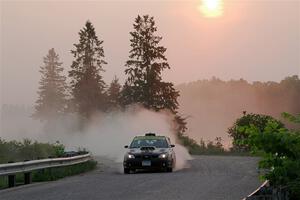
[{"left": 130, "top": 138, "right": 169, "bottom": 148}]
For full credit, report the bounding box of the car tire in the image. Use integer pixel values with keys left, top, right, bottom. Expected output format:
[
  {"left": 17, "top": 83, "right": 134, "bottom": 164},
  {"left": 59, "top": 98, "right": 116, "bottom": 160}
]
[
  {"left": 166, "top": 167, "right": 173, "bottom": 173},
  {"left": 124, "top": 168, "right": 130, "bottom": 174}
]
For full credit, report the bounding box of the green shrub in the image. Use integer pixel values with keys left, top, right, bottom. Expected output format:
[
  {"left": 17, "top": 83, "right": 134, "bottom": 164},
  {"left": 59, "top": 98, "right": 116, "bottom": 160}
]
[
  {"left": 228, "top": 112, "right": 284, "bottom": 152},
  {"left": 0, "top": 139, "right": 65, "bottom": 164},
  {"left": 237, "top": 112, "right": 300, "bottom": 199}
]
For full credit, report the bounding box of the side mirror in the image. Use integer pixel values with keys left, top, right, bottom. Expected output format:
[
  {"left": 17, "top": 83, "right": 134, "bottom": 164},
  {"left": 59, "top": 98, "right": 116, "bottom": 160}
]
[
  {"left": 170, "top": 144, "right": 175, "bottom": 148},
  {"left": 124, "top": 145, "right": 129, "bottom": 148}
]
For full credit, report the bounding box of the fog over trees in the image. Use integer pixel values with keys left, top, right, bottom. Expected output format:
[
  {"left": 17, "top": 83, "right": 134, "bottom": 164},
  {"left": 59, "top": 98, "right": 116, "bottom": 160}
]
[
  {"left": 1, "top": 16, "right": 299, "bottom": 148},
  {"left": 2, "top": 75, "right": 299, "bottom": 148},
  {"left": 106, "top": 76, "right": 122, "bottom": 112},
  {"left": 25, "top": 16, "right": 187, "bottom": 139},
  {"left": 177, "top": 75, "right": 300, "bottom": 146},
  {"left": 33, "top": 48, "right": 67, "bottom": 120}
]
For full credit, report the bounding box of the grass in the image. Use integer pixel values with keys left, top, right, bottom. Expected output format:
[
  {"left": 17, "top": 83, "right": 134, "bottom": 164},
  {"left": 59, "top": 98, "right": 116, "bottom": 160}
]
[{"left": 0, "top": 160, "right": 97, "bottom": 189}]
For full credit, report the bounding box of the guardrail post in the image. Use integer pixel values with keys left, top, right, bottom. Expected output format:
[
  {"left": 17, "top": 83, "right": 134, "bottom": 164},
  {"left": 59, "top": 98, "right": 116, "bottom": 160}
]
[
  {"left": 24, "top": 172, "right": 32, "bottom": 184},
  {"left": 8, "top": 174, "right": 16, "bottom": 187}
]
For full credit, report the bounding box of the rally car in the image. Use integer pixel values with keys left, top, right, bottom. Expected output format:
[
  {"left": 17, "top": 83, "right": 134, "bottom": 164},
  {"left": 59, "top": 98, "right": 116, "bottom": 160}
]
[{"left": 123, "top": 133, "right": 176, "bottom": 174}]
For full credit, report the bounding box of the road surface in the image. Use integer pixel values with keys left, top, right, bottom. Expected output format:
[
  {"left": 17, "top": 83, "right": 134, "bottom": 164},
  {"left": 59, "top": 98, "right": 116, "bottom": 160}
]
[{"left": 0, "top": 155, "right": 261, "bottom": 200}]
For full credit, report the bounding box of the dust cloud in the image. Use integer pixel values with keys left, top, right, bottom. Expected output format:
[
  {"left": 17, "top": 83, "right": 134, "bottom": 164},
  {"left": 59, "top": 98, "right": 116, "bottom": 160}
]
[{"left": 0, "top": 105, "right": 192, "bottom": 170}]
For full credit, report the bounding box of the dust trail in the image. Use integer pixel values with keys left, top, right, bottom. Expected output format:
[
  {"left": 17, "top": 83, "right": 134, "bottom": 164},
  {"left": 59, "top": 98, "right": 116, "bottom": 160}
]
[{"left": 0, "top": 105, "right": 192, "bottom": 170}]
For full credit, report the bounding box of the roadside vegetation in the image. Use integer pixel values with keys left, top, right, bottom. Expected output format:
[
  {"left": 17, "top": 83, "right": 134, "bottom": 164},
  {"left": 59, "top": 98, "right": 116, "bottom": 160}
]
[
  {"left": 235, "top": 112, "right": 300, "bottom": 199},
  {"left": 0, "top": 138, "right": 97, "bottom": 189},
  {"left": 228, "top": 112, "right": 285, "bottom": 153},
  {"left": 178, "top": 134, "right": 224, "bottom": 155},
  {"left": 178, "top": 134, "right": 252, "bottom": 156},
  {"left": 0, "top": 139, "right": 65, "bottom": 164}
]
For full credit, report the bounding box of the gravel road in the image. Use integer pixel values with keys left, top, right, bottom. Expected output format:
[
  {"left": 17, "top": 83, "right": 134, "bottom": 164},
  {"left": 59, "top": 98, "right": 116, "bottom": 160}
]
[{"left": 0, "top": 155, "right": 261, "bottom": 200}]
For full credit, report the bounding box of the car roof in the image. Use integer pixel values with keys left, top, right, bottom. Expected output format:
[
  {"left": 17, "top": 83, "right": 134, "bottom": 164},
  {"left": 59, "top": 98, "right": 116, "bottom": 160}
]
[{"left": 133, "top": 135, "right": 167, "bottom": 140}]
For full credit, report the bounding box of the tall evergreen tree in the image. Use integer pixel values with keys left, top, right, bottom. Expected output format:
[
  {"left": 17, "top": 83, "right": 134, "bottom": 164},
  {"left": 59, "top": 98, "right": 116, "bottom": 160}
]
[
  {"left": 122, "top": 15, "right": 190, "bottom": 143},
  {"left": 69, "top": 21, "right": 107, "bottom": 118},
  {"left": 122, "top": 15, "right": 179, "bottom": 113},
  {"left": 107, "top": 76, "right": 122, "bottom": 111},
  {"left": 33, "top": 48, "right": 67, "bottom": 120}
]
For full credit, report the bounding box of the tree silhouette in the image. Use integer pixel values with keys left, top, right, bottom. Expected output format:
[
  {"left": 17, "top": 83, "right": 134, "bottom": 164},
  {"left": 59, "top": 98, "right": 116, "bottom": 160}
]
[
  {"left": 69, "top": 21, "right": 107, "bottom": 118},
  {"left": 33, "top": 48, "right": 67, "bottom": 120},
  {"left": 107, "top": 76, "right": 122, "bottom": 111},
  {"left": 122, "top": 15, "right": 179, "bottom": 113}
]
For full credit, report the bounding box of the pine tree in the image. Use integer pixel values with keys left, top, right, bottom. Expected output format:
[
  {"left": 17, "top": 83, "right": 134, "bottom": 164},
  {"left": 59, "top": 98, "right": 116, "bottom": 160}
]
[
  {"left": 107, "top": 76, "right": 122, "bottom": 111},
  {"left": 69, "top": 21, "right": 107, "bottom": 118},
  {"left": 122, "top": 15, "right": 179, "bottom": 113},
  {"left": 33, "top": 48, "right": 67, "bottom": 120}
]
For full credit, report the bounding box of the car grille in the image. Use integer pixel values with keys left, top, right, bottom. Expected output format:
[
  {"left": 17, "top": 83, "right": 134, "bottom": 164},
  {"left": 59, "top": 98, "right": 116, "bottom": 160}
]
[{"left": 135, "top": 155, "right": 159, "bottom": 159}]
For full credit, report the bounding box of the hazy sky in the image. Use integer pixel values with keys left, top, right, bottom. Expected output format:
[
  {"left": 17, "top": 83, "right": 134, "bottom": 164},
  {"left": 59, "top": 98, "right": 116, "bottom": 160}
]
[{"left": 1, "top": 0, "right": 299, "bottom": 106}]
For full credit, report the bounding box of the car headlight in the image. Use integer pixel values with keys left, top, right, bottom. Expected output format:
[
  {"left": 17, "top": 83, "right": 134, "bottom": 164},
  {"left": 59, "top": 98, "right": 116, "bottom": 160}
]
[
  {"left": 159, "top": 153, "right": 167, "bottom": 159},
  {"left": 127, "top": 154, "right": 135, "bottom": 159}
]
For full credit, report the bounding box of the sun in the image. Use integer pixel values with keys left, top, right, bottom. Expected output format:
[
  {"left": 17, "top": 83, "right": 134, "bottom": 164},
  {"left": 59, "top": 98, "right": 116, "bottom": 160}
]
[{"left": 198, "top": 0, "right": 224, "bottom": 18}]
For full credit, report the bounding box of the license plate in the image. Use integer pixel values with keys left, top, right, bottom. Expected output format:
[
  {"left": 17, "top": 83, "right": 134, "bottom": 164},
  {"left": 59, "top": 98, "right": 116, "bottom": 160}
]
[{"left": 142, "top": 160, "right": 151, "bottom": 166}]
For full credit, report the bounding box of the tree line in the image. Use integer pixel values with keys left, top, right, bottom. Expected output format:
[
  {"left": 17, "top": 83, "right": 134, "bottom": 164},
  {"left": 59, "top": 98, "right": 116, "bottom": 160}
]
[
  {"left": 33, "top": 15, "right": 187, "bottom": 137},
  {"left": 176, "top": 75, "right": 300, "bottom": 146},
  {"left": 177, "top": 76, "right": 300, "bottom": 119}
]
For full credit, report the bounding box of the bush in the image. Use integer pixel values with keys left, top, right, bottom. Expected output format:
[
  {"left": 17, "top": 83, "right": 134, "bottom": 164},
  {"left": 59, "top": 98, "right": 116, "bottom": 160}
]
[
  {"left": 237, "top": 112, "right": 300, "bottom": 199},
  {"left": 228, "top": 112, "right": 284, "bottom": 152},
  {"left": 0, "top": 139, "right": 65, "bottom": 164},
  {"left": 178, "top": 134, "right": 227, "bottom": 155}
]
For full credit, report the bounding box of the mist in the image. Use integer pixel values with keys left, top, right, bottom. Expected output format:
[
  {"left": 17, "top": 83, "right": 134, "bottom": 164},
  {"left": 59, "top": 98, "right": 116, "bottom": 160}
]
[
  {"left": 177, "top": 76, "right": 300, "bottom": 147},
  {"left": 0, "top": 105, "right": 191, "bottom": 170}
]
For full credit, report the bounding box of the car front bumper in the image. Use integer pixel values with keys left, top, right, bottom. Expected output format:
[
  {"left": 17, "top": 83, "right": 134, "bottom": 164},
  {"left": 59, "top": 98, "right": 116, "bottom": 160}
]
[{"left": 123, "top": 158, "right": 173, "bottom": 170}]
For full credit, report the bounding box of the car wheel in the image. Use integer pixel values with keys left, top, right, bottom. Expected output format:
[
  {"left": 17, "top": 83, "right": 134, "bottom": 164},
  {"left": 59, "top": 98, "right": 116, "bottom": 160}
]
[
  {"left": 166, "top": 167, "right": 173, "bottom": 173},
  {"left": 124, "top": 168, "right": 130, "bottom": 174}
]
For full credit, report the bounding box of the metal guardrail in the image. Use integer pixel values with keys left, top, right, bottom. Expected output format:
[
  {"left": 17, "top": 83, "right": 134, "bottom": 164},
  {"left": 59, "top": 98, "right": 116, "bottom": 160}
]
[
  {"left": 0, "top": 153, "right": 91, "bottom": 176},
  {"left": 243, "top": 180, "right": 270, "bottom": 200},
  {"left": 243, "top": 180, "right": 289, "bottom": 200},
  {"left": 0, "top": 153, "right": 92, "bottom": 188}
]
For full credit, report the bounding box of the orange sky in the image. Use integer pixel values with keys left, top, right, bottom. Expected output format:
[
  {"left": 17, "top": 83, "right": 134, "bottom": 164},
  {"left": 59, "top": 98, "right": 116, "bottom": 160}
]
[{"left": 1, "top": 0, "right": 299, "bottom": 105}]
